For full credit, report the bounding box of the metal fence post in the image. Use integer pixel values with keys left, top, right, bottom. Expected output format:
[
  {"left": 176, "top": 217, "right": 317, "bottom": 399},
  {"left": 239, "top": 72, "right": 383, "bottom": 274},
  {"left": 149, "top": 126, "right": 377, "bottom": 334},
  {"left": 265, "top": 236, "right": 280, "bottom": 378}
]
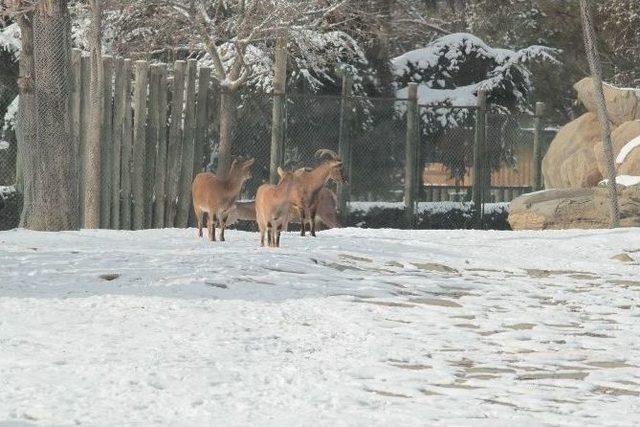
[
  {"left": 270, "top": 31, "right": 287, "bottom": 184},
  {"left": 337, "top": 71, "right": 353, "bottom": 224},
  {"left": 404, "top": 83, "right": 419, "bottom": 228},
  {"left": 472, "top": 89, "right": 487, "bottom": 229},
  {"left": 531, "top": 101, "right": 545, "bottom": 192}
]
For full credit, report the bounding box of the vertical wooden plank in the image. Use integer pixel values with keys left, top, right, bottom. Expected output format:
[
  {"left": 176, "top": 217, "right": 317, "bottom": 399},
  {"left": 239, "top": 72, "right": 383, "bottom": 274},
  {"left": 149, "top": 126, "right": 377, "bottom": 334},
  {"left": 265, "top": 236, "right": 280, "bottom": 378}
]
[
  {"left": 176, "top": 59, "right": 198, "bottom": 228},
  {"left": 153, "top": 64, "right": 169, "bottom": 228},
  {"left": 532, "top": 102, "right": 545, "bottom": 191},
  {"left": 404, "top": 83, "right": 419, "bottom": 228},
  {"left": 337, "top": 72, "right": 353, "bottom": 225},
  {"left": 165, "top": 60, "right": 186, "bottom": 227},
  {"left": 131, "top": 60, "right": 149, "bottom": 230},
  {"left": 79, "top": 54, "right": 91, "bottom": 227},
  {"left": 120, "top": 59, "right": 133, "bottom": 230},
  {"left": 71, "top": 49, "right": 82, "bottom": 227},
  {"left": 194, "top": 67, "right": 211, "bottom": 175},
  {"left": 472, "top": 90, "right": 487, "bottom": 229},
  {"left": 111, "top": 57, "right": 124, "bottom": 229},
  {"left": 144, "top": 65, "right": 160, "bottom": 228},
  {"left": 101, "top": 55, "right": 114, "bottom": 228}
]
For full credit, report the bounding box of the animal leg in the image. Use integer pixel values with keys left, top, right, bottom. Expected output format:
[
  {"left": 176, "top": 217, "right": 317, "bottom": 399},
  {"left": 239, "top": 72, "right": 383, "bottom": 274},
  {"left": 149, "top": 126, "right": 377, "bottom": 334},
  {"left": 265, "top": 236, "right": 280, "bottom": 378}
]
[
  {"left": 195, "top": 208, "right": 204, "bottom": 238},
  {"left": 276, "top": 224, "right": 283, "bottom": 247},
  {"left": 220, "top": 214, "right": 228, "bottom": 242},
  {"left": 310, "top": 207, "right": 318, "bottom": 237},
  {"left": 267, "top": 222, "right": 273, "bottom": 247},
  {"left": 208, "top": 214, "right": 216, "bottom": 241},
  {"left": 299, "top": 209, "right": 306, "bottom": 236}
]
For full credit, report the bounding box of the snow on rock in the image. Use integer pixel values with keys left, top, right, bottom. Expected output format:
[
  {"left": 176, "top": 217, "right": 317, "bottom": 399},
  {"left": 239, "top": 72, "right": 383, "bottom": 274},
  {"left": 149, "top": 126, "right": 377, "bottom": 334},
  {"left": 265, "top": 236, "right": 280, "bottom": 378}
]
[
  {"left": 616, "top": 135, "right": 640, "bottom": 165},
  {"left": 0, "top": 140, "right": 9, "bottom": 150},
  {"left": 599, "top": 175, "right": 640, "bottom": 187},
  {"left": 1, "top": 228, "right": 639, "bottom": 425}
]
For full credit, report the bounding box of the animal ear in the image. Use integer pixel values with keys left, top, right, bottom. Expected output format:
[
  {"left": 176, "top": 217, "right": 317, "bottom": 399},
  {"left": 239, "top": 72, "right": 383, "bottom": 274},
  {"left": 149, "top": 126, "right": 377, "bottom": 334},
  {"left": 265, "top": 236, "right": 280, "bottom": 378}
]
[
  {"left": 277, "top": 166, "right": 285, "bottom": 177},
  {"left": 231, "top": 158, "right": 239, "bottom": 168},
  {"left": 333, "top": 161, "right": 343, "bottom": 167},
  {"left": 244, "top": 157, "right": 256, "bottom": 167}
]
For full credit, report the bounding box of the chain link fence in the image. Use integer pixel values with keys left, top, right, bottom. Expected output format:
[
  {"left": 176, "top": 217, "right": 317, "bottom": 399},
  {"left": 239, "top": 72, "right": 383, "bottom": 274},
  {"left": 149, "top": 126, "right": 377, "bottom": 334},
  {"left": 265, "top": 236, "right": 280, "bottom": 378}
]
[{"left": 1, "top": 55, "right": 553, "bottom": 231}]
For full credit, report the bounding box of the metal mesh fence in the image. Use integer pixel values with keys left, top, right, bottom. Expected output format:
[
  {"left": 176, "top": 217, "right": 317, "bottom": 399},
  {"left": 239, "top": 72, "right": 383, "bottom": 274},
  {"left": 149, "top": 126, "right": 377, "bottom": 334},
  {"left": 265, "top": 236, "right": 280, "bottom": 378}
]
[
  {"left": 0, "top": 129, "right": 19, "bottom": 230},
  {"left": 1, "top": 54, "right": 554, "bottom": 231}
]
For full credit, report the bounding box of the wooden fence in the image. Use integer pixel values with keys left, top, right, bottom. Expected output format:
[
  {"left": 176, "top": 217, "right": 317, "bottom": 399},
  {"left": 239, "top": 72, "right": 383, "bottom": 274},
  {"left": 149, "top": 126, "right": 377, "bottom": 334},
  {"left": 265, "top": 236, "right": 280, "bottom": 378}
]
[
  {"left": 68, "top": 51, "right": 551, "bottom": 231},
  {"left": 71, "top": 50, "right": 214, "bottom": 230}
]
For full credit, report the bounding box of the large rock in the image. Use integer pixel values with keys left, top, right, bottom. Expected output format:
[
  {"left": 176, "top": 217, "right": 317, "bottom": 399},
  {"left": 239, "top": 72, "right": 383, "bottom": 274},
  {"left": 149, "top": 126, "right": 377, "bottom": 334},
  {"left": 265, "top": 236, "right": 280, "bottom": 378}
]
[
  {"left": 542, "top": 113, "right": 604, "bottom": 188},
  {"left": 508, "top": 186, "right": 640, "bottom": 230},
  {"left": 574, "top": 77, "right": 640, "bottom": 126},
  {"left": 593, "top": 120, "right": 640, "bottom": 176},
  {"left": 617, "top": 134, "right": 640, "bottom": 176}
]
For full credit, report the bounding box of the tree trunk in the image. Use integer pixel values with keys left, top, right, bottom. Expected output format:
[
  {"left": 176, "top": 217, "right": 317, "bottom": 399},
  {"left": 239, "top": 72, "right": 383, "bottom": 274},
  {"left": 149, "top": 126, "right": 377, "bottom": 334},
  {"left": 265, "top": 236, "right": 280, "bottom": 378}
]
[
  {"left": 25, "top": 0, "right": 77, "bottom": 231},
  {"left": 368, "top": 0, "right": 394, "bottom": 96},
  {"left": 16, "top": 12, "right": 36, "bottom": 227},
  {"left": 84, "top": 0, "right": 104, "bottom": 228},
  {"left": 216, "top": 87, "right": 234, "bottom": 178}
]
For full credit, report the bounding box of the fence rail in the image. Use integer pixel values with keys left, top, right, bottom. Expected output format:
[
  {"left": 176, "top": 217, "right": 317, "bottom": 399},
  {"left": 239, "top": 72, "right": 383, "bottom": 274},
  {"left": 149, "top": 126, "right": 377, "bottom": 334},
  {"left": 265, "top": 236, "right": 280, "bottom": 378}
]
[{"left": 0, "top": 53, "right": 556, "bottom": 231}]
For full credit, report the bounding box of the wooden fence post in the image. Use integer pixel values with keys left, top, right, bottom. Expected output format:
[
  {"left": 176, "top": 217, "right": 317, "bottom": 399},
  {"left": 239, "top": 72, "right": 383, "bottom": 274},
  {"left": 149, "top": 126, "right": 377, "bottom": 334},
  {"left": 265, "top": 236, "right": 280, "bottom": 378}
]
[
  {"left": 143, "top": 65, "right": 159, "bottom": 228},
  {"left": 70, "top": 49, "right": 82, "bottom": 226},
  {"left": 165, "top": 60, "right": 186, "bottom": 227},
  {"left": 176, "top": 59, "right": 198, "bottom": 228},
  {"left": 153, "top": 64, "right": 169, "bottom": 228},
  {"left": 120, "top": 59, "right": 133, "bottom": 230},
  {"left": 79, "top": 54, "right": 91, "bottom": 227},
  {"left": 131, "top": 60, "right": 149, "bottom": 230},
  {"left": 101, "top": 55, "right": 114, "bottom": 228},
  {"left": 472, "top": 89, "right": 488, "bottom": 229},
  {"left": 337, "top": 71, "right": 353, "bottom": 225},
  {"left": 531, "top": 101, "right": 545, "bottom": 192},
  {"left": 270, "top": 31, "right": 287, "bottom": 184},
  {"left": 111, "top": 57, "right": 124, "bottom": 229},
  {"left": 194, "top": 67, "right": 211, "bottom": 175},
  {"left": 404, "top": 83, "right": 419, "bottom": 228}
]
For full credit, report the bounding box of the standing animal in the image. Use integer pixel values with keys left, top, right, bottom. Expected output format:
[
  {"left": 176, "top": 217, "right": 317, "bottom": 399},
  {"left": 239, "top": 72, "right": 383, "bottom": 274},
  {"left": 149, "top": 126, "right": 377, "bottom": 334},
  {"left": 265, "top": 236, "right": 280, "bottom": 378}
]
[
  {"left": 292, "top": 149, "right": 347, "bottom": 237},
  {"left": 255, "top": 167, "right": 297, "bottom": 248},
  {"left": 191, "top": 157, "right": 255, "bottom": 241},
  {"left": 227, "top": 187, "right": 340, "bottom": 230}
]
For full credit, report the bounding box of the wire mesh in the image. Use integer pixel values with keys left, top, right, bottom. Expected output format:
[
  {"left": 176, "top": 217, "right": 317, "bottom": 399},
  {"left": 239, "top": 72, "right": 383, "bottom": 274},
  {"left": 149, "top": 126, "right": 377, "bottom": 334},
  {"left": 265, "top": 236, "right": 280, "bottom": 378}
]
[{"left": 0, "top": 130, "right": 19, "bottom": 230}]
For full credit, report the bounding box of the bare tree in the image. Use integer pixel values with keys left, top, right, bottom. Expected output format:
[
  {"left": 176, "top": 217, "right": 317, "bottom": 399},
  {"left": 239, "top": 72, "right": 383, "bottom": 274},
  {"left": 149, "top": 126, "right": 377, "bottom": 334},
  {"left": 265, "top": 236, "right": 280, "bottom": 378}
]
[{"left": 148, "top": 0, "right": 348, "bottom": 177}]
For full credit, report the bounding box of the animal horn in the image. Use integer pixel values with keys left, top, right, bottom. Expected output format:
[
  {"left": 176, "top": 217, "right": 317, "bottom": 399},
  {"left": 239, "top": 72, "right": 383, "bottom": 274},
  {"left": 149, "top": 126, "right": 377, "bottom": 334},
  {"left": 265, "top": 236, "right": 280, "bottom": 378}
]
[{"left": 314, "top": 149, "right": 340, "bottom": 161}]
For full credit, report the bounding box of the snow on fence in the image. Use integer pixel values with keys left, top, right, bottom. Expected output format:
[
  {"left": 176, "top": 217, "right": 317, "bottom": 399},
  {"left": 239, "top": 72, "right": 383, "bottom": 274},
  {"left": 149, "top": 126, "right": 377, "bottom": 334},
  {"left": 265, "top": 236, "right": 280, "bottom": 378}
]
[{"left": 1, "top": 51, "right": 553, "bottom": 231}]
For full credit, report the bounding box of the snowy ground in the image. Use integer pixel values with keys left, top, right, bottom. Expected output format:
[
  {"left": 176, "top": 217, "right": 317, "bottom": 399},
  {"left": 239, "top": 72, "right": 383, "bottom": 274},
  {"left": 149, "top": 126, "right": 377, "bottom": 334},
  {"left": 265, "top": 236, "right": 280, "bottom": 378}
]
[{"left": 1, "top": 227, "right": 640, "bottom": 426}]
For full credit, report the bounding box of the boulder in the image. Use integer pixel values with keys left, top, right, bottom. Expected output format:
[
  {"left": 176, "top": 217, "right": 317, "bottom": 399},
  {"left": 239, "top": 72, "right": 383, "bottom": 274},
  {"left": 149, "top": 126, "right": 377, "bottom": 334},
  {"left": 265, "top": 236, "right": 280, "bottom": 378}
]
[
  {"left": 560, "top": 146, "right": 602, "bottom": 188},
  {"left": 593, "top": 120, "right": 640, "bottom": 176},
  {"left": 508, "top": 186, "right": 640, "bottom": 230},
  {"left": 574, "top": 77, "right": 640, "bottom": 126},
  {"left": 617, "top": 134, "right": 640, "bottom": 176},
  {"left": 542, "top": 112, "right": 604, "bottom": 188}
]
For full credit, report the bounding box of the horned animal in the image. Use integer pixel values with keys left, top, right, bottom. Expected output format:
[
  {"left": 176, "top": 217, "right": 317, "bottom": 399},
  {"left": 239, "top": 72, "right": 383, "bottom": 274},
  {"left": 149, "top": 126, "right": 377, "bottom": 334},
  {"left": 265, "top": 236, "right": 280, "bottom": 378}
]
[
  {"left": 191, "top": 157, "right": 255, "bottom": 241},
  {"left": 227, "top": 187, "right": 341, "bottom": 230},
  {"left": 255, "top": 167, "right": 297, "bottom": 248},
  {"left": 292, "top": 149, "right": 346, "bottom": 237}
]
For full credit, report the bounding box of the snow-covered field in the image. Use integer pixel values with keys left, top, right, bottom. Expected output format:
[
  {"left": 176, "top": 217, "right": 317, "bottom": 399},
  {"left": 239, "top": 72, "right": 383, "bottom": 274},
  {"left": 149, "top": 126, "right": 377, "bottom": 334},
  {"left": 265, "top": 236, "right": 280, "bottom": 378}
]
[{"left": 1, "top": 227, "right": 640, "bottom": 426}]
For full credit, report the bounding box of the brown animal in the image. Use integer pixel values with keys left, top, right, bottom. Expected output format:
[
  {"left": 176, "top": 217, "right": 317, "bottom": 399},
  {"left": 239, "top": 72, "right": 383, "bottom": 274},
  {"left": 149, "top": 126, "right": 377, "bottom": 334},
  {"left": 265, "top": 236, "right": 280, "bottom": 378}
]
[
  {"left": 228, "top": 187, "right": 341, "bottom": 230},
  {"left": 292, "top": 149, "right": 346, "bottom": 237},
  {"left": 191, "top": 157, "right": 255, "bottom": 241},
  {"left": 255, "top": 167, "right": 297, "bottom": 248}
]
